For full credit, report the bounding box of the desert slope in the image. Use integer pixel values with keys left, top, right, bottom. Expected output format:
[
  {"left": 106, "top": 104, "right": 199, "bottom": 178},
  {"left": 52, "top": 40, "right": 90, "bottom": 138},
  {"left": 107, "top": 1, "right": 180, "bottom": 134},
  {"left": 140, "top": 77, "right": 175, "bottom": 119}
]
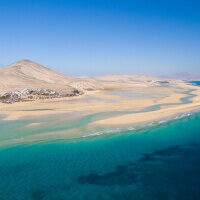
[
  {"left": 0, "top": 60, "right": 77, "bottom": 95},
  {"left": 0, "top": 60, "right": 102, "bottom": 95},
  {"left": 1, "top": 59, "right": 75, "bottom": 84}
]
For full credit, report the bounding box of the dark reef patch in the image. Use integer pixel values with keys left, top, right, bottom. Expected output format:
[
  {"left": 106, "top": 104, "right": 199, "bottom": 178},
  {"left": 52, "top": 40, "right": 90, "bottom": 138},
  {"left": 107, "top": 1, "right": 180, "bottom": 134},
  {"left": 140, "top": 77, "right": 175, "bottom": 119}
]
[{"left": 77, "top": 143, "right": 200, "bottom": 199}]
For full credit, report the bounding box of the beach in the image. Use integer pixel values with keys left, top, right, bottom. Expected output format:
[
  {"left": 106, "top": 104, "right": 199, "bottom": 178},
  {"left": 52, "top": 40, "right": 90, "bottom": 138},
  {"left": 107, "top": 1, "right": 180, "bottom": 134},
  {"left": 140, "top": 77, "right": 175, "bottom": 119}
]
[
  {"left": 0, "top": 82, "right": 199, "bottom": 123},
  {"left": 1, "top": 83, "right": 199, "bottom": 120},
  {"left": 0, "top": 82, "right": 200, "bottom": 148}
]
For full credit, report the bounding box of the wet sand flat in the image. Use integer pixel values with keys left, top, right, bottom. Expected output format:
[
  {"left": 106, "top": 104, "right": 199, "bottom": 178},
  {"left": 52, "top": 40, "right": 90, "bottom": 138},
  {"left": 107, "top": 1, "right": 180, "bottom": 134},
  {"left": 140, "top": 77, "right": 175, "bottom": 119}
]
[{"left": 0, "top": 83, "right": 200, "bottom": 125}]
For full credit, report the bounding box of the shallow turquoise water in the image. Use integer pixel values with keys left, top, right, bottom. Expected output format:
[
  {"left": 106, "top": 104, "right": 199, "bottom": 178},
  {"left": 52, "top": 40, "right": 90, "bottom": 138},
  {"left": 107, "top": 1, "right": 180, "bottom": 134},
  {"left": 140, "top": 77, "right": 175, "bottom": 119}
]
[
  {"left": 0, "top": 113, "right": 200, "bottom": 200},
  {"left": 1, "top": 83, "right": 200, "bottom": 199},
  {"left": 0, "top": 86, "right": 197, "bottom": 146},
  {"left": 189, "top": 81, "right": 200, "bottom": 86},
  {"left": 108, "top": 91, "right": 154, "bottom": 99}
]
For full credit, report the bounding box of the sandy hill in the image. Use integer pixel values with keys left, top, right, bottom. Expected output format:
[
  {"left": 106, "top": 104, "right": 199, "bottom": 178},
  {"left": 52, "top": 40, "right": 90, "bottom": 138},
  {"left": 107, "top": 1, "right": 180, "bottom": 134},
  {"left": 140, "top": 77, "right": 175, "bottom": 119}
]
[
  {"left": 96, "top": 74, "right": 156, "bottom": 81},
  {"left": 93, "top": 74, "right": 161, "bottom": 89},
  {"left": 1, "top": 59, "right": 75, "bottom": 84},
  {"left": 0, "top": 60, "right": 102, "bottom": 95},
  {"left": 96, "top": 74, "right": 131, "bottom": 82}
]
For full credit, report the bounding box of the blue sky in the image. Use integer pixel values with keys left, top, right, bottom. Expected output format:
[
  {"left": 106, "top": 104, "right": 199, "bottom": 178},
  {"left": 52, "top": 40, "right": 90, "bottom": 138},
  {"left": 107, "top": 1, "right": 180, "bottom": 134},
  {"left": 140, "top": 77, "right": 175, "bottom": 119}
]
[{"left": 0, "top": 0, "right": 200, "bottom": 76}]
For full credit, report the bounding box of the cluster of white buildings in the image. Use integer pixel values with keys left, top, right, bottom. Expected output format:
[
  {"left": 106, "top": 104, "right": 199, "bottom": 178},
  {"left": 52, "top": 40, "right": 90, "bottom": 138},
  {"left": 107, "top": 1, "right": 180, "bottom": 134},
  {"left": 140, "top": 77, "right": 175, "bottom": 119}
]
[
  {"left": 150, "top": 80, "right": 169, "bottom": 84},
  {"left": 2, "top": 89, "right": 57, "bottom": 103},
  {"left": 39, "top": 90, "right": 57, "bottom": 95}
]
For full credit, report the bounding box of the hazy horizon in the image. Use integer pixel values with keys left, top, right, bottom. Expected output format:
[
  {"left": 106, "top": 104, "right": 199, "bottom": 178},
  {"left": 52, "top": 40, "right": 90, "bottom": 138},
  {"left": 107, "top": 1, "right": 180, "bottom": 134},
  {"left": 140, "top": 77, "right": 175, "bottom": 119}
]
[
  {"left": 1, "top": 59, "right": 200, "bottom": 78},
  {"left": 1, "top": 0, "right": 200, "bottom": 76}
]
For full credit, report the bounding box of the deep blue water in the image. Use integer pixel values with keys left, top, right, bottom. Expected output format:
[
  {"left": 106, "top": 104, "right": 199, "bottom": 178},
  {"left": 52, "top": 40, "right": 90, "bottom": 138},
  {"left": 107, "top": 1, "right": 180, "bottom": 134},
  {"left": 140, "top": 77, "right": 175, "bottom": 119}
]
[{"left": 0, "top": 113, "right": 200, "bottom": 200}]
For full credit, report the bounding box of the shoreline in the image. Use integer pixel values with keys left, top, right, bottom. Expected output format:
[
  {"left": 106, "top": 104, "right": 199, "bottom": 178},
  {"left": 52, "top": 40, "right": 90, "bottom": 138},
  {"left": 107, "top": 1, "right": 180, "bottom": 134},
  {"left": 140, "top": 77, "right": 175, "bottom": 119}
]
[
  {"left": 1, "top": 108, "right": 200, "bottom": 149},
  {"left": 0, "top": 83, "right": 200, "bottom": 141},
  {"left": 93, "top": 102, "right": 200, "bottom": 127},
  {"left": 0, "top": 83, "right": 199, "bottom": 121},
  {"left": 0, "top": 83, "right": 199, "bottom": 123}
]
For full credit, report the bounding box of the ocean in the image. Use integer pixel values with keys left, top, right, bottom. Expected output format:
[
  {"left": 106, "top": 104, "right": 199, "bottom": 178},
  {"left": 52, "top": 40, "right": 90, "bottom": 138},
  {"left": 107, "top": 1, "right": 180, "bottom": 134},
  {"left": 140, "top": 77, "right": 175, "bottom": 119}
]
[{"left": 0, "top": 82, "right": 200, "bottom": 200}]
